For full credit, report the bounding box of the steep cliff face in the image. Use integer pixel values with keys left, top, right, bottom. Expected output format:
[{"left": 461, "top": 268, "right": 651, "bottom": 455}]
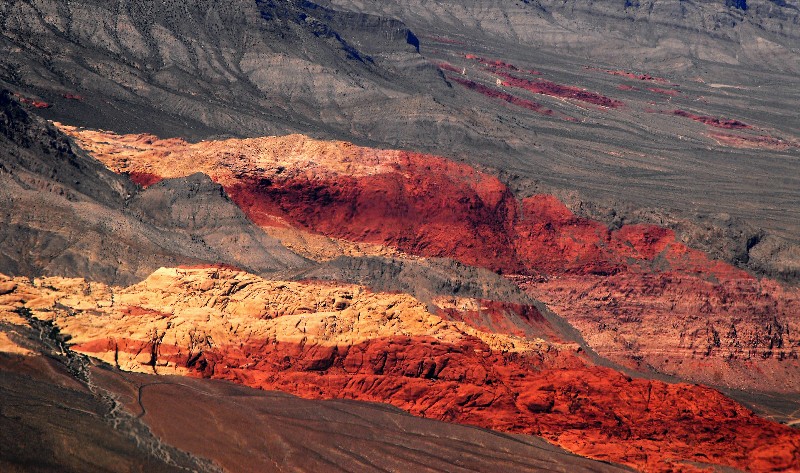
[
  {"left": 3, "top": 267, "right": 799, "bottom": 472},
  {"left": 64, "top": 127, "right": 800, "bottom": 396}
]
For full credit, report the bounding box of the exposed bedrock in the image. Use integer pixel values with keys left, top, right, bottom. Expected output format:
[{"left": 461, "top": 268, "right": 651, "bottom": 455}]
[
  {"left": 2, "top": 0, "right": 798, "bottom": 267},
  {"left": 69, "top": 128, "right": 800, "bottom": 394},
  {"left": 3, "top": 268, "right": 799, "bottom": 472},
  {"left": 0, "top": 92, "right": 309, "bottom": 284},
  {"left": 0, "top": 291, "right": 631, "bottom": 473}
]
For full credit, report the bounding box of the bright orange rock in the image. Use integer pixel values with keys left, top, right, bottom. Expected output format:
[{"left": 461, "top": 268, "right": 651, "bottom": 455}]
[
  {"left": 3, "top": 268, "right": 799, "bottom": 472},
  {"left": 56, "top": 126, "right": 800, "bottom": 448}
]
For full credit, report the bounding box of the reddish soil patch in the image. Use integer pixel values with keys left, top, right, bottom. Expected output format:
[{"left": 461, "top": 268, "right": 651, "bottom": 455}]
[
  {"left": 465, "top": 54, "right": 543, "bottom": 75},
  {"left": 585, "top": 66, "right": 671, "bottom": 84},
  {"left": 606, "top": 70, "right": 670, "bottom": 83},
  {"left": 449, "top": 76, "right": 556, "bottom": 116},
  {"left": 710, "top": 132, "right": 795, "bottom": 150},
  {"left": 495, "top": 72, "right": 623, "bottom": 108},
  {"left": 672, "top": 110, "right": 751, "bottom": 129},
  {"left": 436, "top": 61, "right": 462, "bottom": 73},
  {"left": 127, "top": 171, "right": 163, "bottom": 188},
  {"left": 15, "top": 94, "right": 51, "bottom": 108}
]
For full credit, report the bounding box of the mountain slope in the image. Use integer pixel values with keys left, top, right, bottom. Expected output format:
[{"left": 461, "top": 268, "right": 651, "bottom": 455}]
[
  {"left": 3, "top": 0, "right": 798, "bottom": 281},
  {"left": 4, "top": 266, "right": 798, "bottom": 472},
  {"left": 1, "top": 1, "right": 799, "bottom": 471},
  {"left": 0, "top": 299, "right": 632, "bottom": 473},
  {"left": 0, "top": 91, "right": 308, "bottom": 284},
  {"left": 61, "top": 124, "right": 800, "bottom": 395},
  {"left": 319, "top": 0, "right": 800, "bottom": 73},
  {"left": 0, "top": 0, "right": 440, "bottom": 140}
]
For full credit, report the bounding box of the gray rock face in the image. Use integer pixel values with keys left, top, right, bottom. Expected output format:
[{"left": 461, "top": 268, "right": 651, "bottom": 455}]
[
  {"left": 295, "top": 255, "right": 533, "bottom": 305},
  {"left": 320, "top": 0, "right": 800, "bottom": 73},
  {"left": 128, "top": 173, "right": 309, "bottom": 274},
  {"left": 0, "top": 0, "right": 441, "bottom": 140},
  {"left": 0, "top": 90, "right": 308, "bottom": 284}
]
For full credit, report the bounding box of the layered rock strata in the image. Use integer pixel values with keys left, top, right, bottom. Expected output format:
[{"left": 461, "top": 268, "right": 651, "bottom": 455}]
[
  {"left": 2, "top": 268, "right": 799, "bottom": 472},
  {"left": 62, "top": 126, "right": 800, "bottom": 395}
]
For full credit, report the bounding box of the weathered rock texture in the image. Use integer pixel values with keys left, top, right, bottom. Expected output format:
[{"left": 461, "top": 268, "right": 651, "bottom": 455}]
[
  {"left": 2, "top": 0, "right": 799, "bottom": 283},
  {"left": 2, "top": 268, "right": 799, "bottom": 472},
  {"left": 0, "top": 288, "right": 630, "bottom": 473},
  {"left": 0, "top": 92, "right": 308, "bottom": 285},
  {"left": 321, "top": 0, "right": 800, "bottom": 73},
  {"left": 65, "top": 126, "right": 800, "bottom": 394}
]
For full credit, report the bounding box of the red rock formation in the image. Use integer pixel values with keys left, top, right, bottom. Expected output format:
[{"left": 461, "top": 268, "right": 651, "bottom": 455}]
[
  {"left": 434, "top": 298, "right": 563, "bottom": 340},
  {"left": 518, "top": 271, "right": 800, "bottom": 392},
  {"left": 15, "top": 94, "right": 51, "bottom": 108},
  {"left": 494, "top": 71, "right": 624, "bottom": 108},
  {"left": 6, "top": 268, "right": 798, "bottom": 473},
  {"left": 671, "top": 109, "right": 751, "bottom": 129},
  {"left": 603, "top": 69, "right": 670, "bottom": 83},
  {"left": 710, "top": 132, "right": 796, "bottom": 150},
  {"left": 465, "top": 54, "right": 520, "bottom": 71},
  {"left": 195, "top": 339, "right": 800, "bottom": 473},
  {"left": 466, "top": 54, "right": 542, "bottom": 75},
  {"left": 68, "top": 331, "right": 800, "bottom": 472},
  {"left": 127, "top": 171, "right": 163, "bottom": 187},
  {"left": 225, "top": 150, "right": 523, "bottom": 272},
  {"left": 449, "top": 75, "right": 556, "bottom": 116},
  {"left": 59, "top": 126, "right": 800, "bottom": 394},
  {"left": 514, "top": 195, "right": 749, "bottom": 279},
  {"left": 435, "top": 61, "right": 462, "bottom": 73}
]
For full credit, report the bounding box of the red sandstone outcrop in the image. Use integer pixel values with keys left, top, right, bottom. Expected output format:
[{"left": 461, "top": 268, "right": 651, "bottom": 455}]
[
  {"left": 464, "top": 54, "right": 542, "bottom": 75},
  {"left": 14, "top": 94, "right": 51, "bottom": 108},
  {"left": 599, "top": 68, "right": 670, "bottom": 83},
  {"left": 2, "top": 268, "right": 799, "bottom": 472},
  {"left": 710, "top": 132, "right": 797, "bottom": 150},
  {"left": 59, "top": 126, "right": 800, "bottom": 395}
]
